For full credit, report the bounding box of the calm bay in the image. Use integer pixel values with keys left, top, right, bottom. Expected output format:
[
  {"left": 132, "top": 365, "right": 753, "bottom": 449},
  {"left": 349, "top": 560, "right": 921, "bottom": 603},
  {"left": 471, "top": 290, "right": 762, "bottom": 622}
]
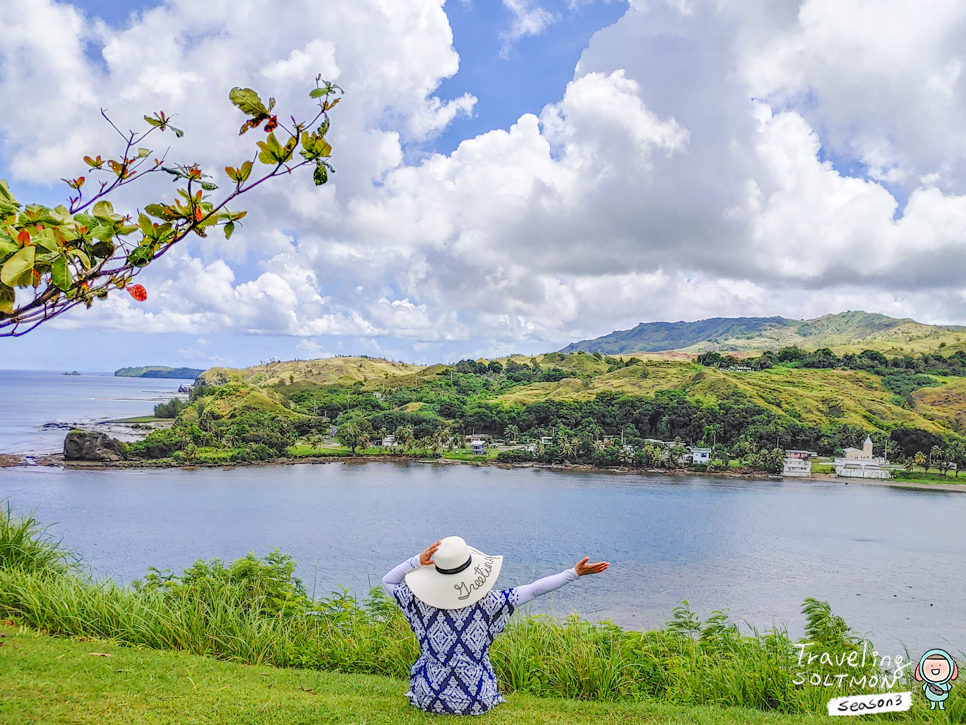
[{"left": 1, "top": 370, "right": 963, "bottom": 659}]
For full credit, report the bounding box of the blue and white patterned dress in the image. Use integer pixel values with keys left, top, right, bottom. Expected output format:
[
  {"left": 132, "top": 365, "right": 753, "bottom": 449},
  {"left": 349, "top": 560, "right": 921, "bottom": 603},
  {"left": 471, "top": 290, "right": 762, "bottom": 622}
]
[
  {"left": 392, "top": 582, "right": 517, "bottom": 715},
  {"left": 383, "top": 556, "right": 578, "bottom": 716}
]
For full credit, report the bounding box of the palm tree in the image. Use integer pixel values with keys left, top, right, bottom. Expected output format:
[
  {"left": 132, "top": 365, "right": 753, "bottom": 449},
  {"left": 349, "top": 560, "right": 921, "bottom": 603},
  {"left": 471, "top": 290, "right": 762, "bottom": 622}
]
[
  {"left": 914, "top": 451, "right": 927, "bottom": 472},
  {"left": 394, "top": 425, "right": 414, "bottom": 452},
  {"left": 504, "top": 424, "right": 519, "bottom": 444},
  {"left": 430, "top": 428, "right": 446, "bottom": 457}
]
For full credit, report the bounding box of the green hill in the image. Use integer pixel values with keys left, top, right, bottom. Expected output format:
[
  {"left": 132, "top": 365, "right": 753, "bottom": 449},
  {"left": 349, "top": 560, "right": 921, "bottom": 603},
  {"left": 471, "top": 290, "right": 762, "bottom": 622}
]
[
  {"left": 115, "top": 366, "right": 204, "bottom": 379},
  {"left": 561, "top": 311, "right": 966, "bottom": 356}
]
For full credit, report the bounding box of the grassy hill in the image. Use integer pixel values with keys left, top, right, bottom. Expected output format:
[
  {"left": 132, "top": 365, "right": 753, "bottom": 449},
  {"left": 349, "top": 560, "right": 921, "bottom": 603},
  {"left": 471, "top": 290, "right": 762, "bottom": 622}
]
[
  {"left": 115, "top": 365, "right": 204, "bottom": 379},
  {"left": 561, "top": 311, "right": 966, "bottom": 356},
  {"left": 496, "top": 361, "right": 954, "bottom": 434},
  {"left": 197, "top": 357, "right": 423, "bottom": 388},
  {"left": 179, "top": 352, "right": 966, "bottom": 441}
]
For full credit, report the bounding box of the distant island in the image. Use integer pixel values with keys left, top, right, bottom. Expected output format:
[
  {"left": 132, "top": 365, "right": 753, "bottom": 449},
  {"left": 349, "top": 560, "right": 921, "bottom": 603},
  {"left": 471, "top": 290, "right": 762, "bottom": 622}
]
[
  {"left": 114, "top": 366, "right": 204, "bottom": 380},
  {"left": 63, "top": 371, "right": 81, "bottom": 376}
]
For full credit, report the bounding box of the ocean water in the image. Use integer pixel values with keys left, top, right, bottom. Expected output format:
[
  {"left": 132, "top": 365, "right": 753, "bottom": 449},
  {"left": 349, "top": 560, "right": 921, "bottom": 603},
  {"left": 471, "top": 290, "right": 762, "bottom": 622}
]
[
  {"left": 0, "top": 370, "right": 185, "bottom": 454},
  {"left": 1, "top": 368, "right": 963, "bottom": 658}
]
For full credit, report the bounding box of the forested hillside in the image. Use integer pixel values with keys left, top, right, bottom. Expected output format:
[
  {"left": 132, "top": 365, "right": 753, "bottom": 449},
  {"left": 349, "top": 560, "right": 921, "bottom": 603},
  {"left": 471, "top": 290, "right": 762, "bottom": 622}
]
[
  {"left": 562, "top": 311, "right": 966, "bottom": 356},
  {"left": 125, "top": 347, "right": 966, "bottom": 470}
]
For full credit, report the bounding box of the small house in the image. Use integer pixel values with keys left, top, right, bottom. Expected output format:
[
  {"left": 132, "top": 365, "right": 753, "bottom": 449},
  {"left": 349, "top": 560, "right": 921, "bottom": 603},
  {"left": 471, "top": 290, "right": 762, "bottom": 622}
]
[
  {"left": 470, "top": 439, "right": 486, "bottom": 456},
  {"left": 689, "top": 447, "right": 712, "bottom": 465}
]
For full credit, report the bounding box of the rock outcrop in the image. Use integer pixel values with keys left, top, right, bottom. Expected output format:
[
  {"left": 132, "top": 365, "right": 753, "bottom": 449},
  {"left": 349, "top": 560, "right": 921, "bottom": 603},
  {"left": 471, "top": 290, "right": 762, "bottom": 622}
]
[{"left": 64, "top": 430, "right": 128, "bottom": 462}]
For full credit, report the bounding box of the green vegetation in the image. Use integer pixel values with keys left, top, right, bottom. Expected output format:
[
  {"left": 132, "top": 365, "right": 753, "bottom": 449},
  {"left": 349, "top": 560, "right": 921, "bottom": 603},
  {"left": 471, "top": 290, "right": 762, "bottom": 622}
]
[
  {"left": 562, "top": 311, "right": 966, "bottom": 357},
  {"left": 152, "top": 397, "right": 188, "bottom": 418},
  {"left": 1, "top": 624, "right": 890, "bottom": 725},
  {"left": 116, "top": 348, "right": 966, "bottom": 473},
  {"left": 0, "top": 506, "right": 944, "bottom": 721},
  {"left": 116, "top": 366, "right": 205, "bottom": 379}
]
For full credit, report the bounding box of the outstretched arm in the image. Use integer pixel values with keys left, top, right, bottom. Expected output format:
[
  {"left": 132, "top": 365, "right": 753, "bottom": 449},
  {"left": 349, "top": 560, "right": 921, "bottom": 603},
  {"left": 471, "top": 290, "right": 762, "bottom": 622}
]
[
  {"left": 381, "top": 540, "right": 441, "bottom": 595},
  {"left": 512, "top": 557, "right": 609, "bottom": 606}
]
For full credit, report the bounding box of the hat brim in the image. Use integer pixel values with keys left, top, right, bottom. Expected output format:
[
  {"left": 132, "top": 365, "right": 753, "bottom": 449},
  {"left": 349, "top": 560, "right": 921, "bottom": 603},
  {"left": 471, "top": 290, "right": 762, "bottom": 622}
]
[{"left": 405, "top": 547, "right": 503, "bottom": 609}]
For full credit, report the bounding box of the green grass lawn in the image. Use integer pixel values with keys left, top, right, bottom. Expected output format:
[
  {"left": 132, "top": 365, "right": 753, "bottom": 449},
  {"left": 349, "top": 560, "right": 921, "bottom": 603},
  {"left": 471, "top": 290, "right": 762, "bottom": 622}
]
[
  {"left": 889, "top": 469, "right": 966, "bottom": 485},
  {"left": 442, "top": 450, "right": 499, "bottom": 461},
  {"left": 0, "top": 621, "right": 846, "bottom": 725}
]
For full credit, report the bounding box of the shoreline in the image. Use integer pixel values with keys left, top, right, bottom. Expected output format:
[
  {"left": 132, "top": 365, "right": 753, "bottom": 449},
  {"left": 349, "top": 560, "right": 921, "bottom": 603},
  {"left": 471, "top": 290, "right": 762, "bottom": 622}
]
[{"left": 5, "top": 450, "right": 966, "bottom": 493}]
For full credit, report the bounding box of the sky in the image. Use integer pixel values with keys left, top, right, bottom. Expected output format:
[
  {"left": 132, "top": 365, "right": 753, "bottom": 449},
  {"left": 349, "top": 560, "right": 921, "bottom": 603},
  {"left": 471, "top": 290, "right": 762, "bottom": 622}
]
[{"left": 3, "top": 0, "right": 966, "bottom": 371}]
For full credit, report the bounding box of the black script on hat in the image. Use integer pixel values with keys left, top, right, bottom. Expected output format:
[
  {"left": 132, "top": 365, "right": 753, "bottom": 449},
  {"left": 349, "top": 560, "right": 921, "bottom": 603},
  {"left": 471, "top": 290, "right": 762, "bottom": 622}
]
[{"left": 454, "top": 556, "right": 495, "bottom": 601}]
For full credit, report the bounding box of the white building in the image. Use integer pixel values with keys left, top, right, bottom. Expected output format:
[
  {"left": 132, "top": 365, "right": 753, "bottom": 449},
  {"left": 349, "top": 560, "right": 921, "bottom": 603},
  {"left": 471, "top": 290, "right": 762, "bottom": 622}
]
[
  {"left": 783, "top": 449, "right": 815, "bottom": 477},
  {"left": 470, "top": 439, "right": 487, "bottom": 455},
  {"left": 381, "top": 434, "right": 396, "bottom": 448},
  {"left": 834, "top": 436, "right": 889, "bottom": 479},
  {"left": 689, "top": 447, "right": 712, "bottom": 465}
]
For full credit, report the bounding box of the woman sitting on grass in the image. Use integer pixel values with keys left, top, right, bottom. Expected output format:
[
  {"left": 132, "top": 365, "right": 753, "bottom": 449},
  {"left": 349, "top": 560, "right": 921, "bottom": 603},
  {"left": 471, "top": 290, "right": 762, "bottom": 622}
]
[{"left": 382, "top": 536, "right": 609, "bottom": 715}]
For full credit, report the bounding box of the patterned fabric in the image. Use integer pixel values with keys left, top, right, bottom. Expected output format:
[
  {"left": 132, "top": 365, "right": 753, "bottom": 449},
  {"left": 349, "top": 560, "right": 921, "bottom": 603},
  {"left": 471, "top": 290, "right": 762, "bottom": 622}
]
[{"left": 390, "top": 581, "right": 517, "bottom": 715}]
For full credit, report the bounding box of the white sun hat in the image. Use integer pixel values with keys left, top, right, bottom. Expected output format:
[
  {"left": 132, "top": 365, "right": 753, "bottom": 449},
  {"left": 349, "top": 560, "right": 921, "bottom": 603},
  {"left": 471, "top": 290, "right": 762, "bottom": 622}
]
[{"left": 405, "top": 536, "right": 504, "bottom": 609}]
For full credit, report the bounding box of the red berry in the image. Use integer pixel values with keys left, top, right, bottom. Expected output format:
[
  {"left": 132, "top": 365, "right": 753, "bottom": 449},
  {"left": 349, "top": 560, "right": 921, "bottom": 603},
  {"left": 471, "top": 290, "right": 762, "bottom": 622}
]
[{"left": 127, "top": 284, "right": 147, "bottom": 301}]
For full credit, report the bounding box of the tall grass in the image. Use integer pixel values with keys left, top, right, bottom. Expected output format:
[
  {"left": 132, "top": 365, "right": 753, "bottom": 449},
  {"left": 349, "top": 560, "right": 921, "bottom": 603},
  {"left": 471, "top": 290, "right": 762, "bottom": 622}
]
[
  {"left": 0, "top": 502, "right": 75, "bottom": 574},
  {"left": 0, "top": 506, "right": 934, "bottom": 716}
]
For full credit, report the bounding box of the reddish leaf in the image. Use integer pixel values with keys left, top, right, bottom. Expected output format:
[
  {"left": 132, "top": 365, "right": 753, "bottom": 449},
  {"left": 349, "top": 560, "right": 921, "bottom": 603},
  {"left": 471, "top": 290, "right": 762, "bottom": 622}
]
[
  {"left": 264, "top": 116, "right": 279, "bottom": 132},
  {"left": 126, "top": 284, "right": 147, "bottom": 301},
  {"left": 17, "top": 230, "right": 30, "bottom": 246}
]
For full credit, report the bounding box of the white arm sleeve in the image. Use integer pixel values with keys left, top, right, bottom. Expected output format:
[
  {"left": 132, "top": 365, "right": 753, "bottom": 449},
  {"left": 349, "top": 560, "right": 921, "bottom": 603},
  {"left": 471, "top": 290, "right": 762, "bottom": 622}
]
[
  {"left": 382, "top": 555, "right": 421, "bottom": 595},
  {"left": 512, "top": 568, "right": 579, "bottom": 606}
]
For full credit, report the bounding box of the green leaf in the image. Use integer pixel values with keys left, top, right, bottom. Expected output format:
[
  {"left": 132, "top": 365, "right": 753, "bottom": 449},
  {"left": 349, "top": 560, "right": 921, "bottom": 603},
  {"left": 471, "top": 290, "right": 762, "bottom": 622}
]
[
  {"left": 229, "top": 87, "right": 268, "bottom": 117},
  {"left": 91, "top": 225, "right": 115, "bottom": 242},
  {"left": 0, "top": 179, "right": 20, "bottom": 207},
  {"left": 257, "top": 132, "right": 286, "bottom": 165},
  {"left": 127, "top": 244, "right": 154, "bottom": 268},
  {"left": 144, "top": 115, "right": 162, "bottom": 127},
  {"left": 117, "top": 224, "right": 139, "bottom": 236},
  {"left": 224, "top": 221, "right": 235, "bottom": 240},
  {"left": 170, "top": 125, "right": 184, "bottom": 139},
  {"left": 1, "top": 245, "right": 35, "bottom": 286},
  {"left": 137, "top": 148, "right": 150, "bottom": 158},
  {"left": 200, "top": 181, "right": 218, "bottom": 191},
  {"left": 90, "top": 240, "right": 114, "bottom": 259},
  {"left": 0, "top": 283, "right": 13, "bottom": 314},
  {"left": 51, "top": 255, "right": 72, "bottom": 291},
  {"left": 33, "top": 229, "right": 60, "bottom": 253},
  {"left": 313, "top": 161, "right": 328, "bottom": 186},
  {"left": 309, "top": 88, "right": 330, "bottom": 99},
  {"left": 0, "top": 239, "right": 19, "bottom": 257},
  {"left": 66, "top": 247, "right": 91, "bottom": 268},
  {"left": 92, "top": 200, "right": 114, "bottom": 220},
  {"left": 239, "top": 160, "right": 252, "bottom": 182},
  {"left": 138, "top": 213, "right": 155, "bottom": 237},
  {"left": 144, "top": 204, "right": 174, "bottom": 220}
]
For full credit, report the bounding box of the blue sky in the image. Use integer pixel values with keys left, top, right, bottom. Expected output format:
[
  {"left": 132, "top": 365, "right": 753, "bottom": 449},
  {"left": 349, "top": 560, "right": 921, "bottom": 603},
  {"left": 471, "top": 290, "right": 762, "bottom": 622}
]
[{"left": 4, "top": 0, "right": 966, "bottom": 371}]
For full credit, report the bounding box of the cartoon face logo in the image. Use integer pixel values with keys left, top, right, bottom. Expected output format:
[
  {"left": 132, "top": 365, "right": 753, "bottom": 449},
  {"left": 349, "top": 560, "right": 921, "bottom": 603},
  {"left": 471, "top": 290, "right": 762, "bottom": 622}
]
[{"left": 915, "top": 649, "right": 959, "bottom": 710}]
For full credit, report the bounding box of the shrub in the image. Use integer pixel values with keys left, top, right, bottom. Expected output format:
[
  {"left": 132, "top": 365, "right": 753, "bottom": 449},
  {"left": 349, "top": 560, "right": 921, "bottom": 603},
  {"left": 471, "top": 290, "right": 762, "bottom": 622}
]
[
  {"left": 127, "top": 428, "right": 186, "bottom": 459},
  {"left": 497, "top": 449, "right": 536, "bottom": 463},
  {"left": 153, "top": 397, "right": 188, "bottom": 418}
]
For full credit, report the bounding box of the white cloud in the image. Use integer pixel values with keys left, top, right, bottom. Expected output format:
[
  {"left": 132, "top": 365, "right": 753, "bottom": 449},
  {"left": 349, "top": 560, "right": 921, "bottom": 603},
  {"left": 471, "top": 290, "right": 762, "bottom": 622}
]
[
  {"left": 5, "top": 0, "right": 966, "bottom": 359},
  {"left": 501, "top": 0, "right": 560, "bottom": 55}
]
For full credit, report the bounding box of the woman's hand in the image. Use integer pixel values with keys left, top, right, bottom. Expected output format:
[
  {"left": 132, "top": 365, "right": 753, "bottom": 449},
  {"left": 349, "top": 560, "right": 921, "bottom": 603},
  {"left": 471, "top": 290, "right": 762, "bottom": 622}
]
[
  {"left": 575, "top": 557, "right": 609, "bottom": 577},
  {"left": 419, "top": 540, "right": 442, "bottom": 566}
]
